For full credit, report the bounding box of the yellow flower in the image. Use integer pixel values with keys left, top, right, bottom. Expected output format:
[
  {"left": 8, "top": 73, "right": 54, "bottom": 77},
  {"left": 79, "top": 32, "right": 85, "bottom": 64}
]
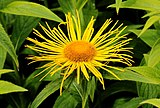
[{"left": 26, "top": 11, "right": 133, "bottom": 95}]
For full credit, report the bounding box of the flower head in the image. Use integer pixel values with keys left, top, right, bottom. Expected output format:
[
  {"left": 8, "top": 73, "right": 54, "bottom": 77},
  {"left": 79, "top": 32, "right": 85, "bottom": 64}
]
[{"left": 26, "top": 11, "right": 133, "bottom": 95}]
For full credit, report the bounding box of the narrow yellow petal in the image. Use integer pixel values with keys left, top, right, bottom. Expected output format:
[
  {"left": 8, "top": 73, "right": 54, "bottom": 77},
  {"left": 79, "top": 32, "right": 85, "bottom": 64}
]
[
  {"left": 77, "top": 63, "right": 80, "bottom": 84},
  {"left": 80, "top": 62, "right": 90, "bottom": 81},
  {"left": 60, "top": 69, "right": 69, "bottom": 95},
  {"left": 84, "top": 63, "right": 105, "bottom": 89},
  {"left": 82, "top": 17, "right": 95, "bottom": 41},
  {"left": 91, "top": 18, "right": 112, "bottom": 44},
  {"left": 50, "top": 61, "right": 71, "bottom": 76},
  {"left": 66, "top": 13, "right": 77, "bottom": 41}
]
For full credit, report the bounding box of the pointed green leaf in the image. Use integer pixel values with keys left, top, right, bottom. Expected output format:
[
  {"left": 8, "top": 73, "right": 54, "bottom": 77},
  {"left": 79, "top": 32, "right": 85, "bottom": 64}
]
[
  {"left": 30, "top": 78, "right": 61, "bottom": 108},
  {"left": 142, "top": 11, "right": 160, "bottom": 18},
  {"left": 108, "top": 0, "right": 160, "bottom": 11},
  {"left": 130, "top": 29, "right": 160, "bottom": 47},
  {"left": 0, "top": 1, "right": 63, "bottom": 22},
  {"left": 0, "top": 80, "right": 28, "bottom": 94},
  {"left": 0, "top": 23, "right": 19, "bottom": 67},
  {"left": 115, "top": 0, "right": 122, "bottom": 14},
  {"left": 127, "top": 66, "right": 160, "bottom": 84},
  {"left": 53, "top": 91, "right": 78, "bottom": 108},
  {"left": 139, "top": 16, "right": 160, "bottom": 36},
  {"left": 11, "top": 16, "right": 40, "bottom": 51},
  {"left": 0, "top": 69, "right": 14, "bottom": 75},
  {"left": 140, "top": 99, "right": 160, "bottom": 108},
  {"left": 104, "top": 67, "right": 160, "bottom": 84},
  {"left": 148, "top": 39, "right": 160, "bottom": 67}
]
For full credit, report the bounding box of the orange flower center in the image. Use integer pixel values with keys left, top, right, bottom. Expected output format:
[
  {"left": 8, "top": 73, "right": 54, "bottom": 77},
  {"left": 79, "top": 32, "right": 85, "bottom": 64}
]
[{"left": 64, "top": 41, "right": 96, "bottom": 62}]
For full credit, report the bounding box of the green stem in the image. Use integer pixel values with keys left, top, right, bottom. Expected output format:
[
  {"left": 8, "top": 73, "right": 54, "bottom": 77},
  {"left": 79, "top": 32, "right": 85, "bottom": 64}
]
[
  {"left": 73, "top": 82, "right": 83, "bottom": 99},
  {"left": 82, "top": 96, "right": 88, "bottom": 108}
]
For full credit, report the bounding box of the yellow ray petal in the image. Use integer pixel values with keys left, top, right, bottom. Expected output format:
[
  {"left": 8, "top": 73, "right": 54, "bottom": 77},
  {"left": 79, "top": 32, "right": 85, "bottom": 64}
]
[
  {"left": 80, "top": 62, "right": 90, "bottom": 81},
  {"left": 76, "top": 63, "right": 80, "bottom": 84},
  {"left": 66, "top": 13, "right": 77, "bottom": 41},
  {"left": 84, "top": 62, "right": 105, "bottom": 89},
  {"left": 91, "top": 18, "right": 112, "bottom": 44},
  {"left": 82, "top": 17, "right": 95, "bottom": 41}
]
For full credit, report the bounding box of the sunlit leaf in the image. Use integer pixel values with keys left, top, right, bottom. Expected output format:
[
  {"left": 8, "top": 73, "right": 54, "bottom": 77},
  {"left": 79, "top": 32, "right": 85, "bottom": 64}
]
[
  {"left": 115, "top": 0, "right": 122, "bottom": 14},
  {"left": 0, "top": 23, "right": 19, "bottom": 67},
  {"left": 0, "top": 69, "right": 14, "bottom": 75},
  {"left": 0, "top": 80, "right": 28, "bottom": 94},
  {"left": 0, "top": 1, "right": 63, "bottom": 22},
  {"left": 148, "top": 39, "right": 160, "bottom": 67},
  {"left": 104, "top": 67, "right": 160, "bottom": 84},
  {"left": 0, "top": 0, "right": 15, "bottom": 9},
  {"left": 139, "top": 98, "right": 160, "bottom": 108},
  {"left": 127, "top": 66, "right": 160, "bottom": 82},
  {"left": 108, "top": 0, "right": 160, "bottom": 11},
  {"left": 139, "top": 16, "right": 160, "bottom": 36},
  {"left": 142, "top": 11, "right": 160, "bottom": 18},
  {"left": 130, "top": 29, "right": 160, "bottom": 47}
]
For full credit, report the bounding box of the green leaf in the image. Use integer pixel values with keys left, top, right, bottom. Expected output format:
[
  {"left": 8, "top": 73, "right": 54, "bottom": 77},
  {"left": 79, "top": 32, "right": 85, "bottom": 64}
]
[
  {"left": 30, "top": 78, "right": 61, "bottom": 108},
  {"left": 11, "top": 16, "right": 40, "bottom": 52},
  {"left": 137, "top": 82, "right": 159, "bottom": 108},
  {"left": 108, "top": 0, "right": 160, "bottom": 11},
  {"left": 148, "top": 39, "right": 160, "bottom": 67},
  {"left": 142, "top": 11, "right": 160, "bottom": 18},
  {"left": 53, "top": 91, "right": 78, "bottom": 108},
  {"left": 0, "top": 69, "right": 14, "bottom": 75},
  {"left": 0, "top": 46, "right": 7, "bottom": 69},
  {"left": 137, "top": 83, "right": 158, "bottom": 99},
  {"left": 76, "top": 0, "right": 88, "bottom": 10},
  {"left": 104, "top": 67, "right": 160, "bottom": 84},
  {"left": 0, "top": 80, "right": 28, "bottom": 94},
  {"left": 115, "top": 0, "right": 122, "bottom": 14},
  {"left": 140, "top": 98, "right": 160, "bottom": 108},
  {"left": 0, "top": 23, "right": 19, "bottom": 67},
  {"left": 127, "top": 66, "right": 160, "bottom": 84},
  {"left": 139, "top": 16, "right": 160, "bottom": 36},
  {"left": 0, "top": 1, "right": 63, "bottom": 22},
  {"left": 58, "top": 0, "right": 98, "bottom": 33},
  {"left": 113, "top": 97, "right": 144, "bottom": 108},
  {"left": 130, "top": 29, "right": 160, "bottom": 47},
  {"left": 0, "top": 0, "right": 15, "bottom": 9},
  {"left": 58, "top": 0, "right": 77, "bottom": 15}
]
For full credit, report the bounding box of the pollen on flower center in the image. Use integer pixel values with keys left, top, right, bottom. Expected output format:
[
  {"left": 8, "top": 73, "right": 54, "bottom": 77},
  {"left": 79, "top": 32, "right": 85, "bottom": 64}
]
[{"left": 64, "top": 41, "right": 96, "bottom": 62}]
